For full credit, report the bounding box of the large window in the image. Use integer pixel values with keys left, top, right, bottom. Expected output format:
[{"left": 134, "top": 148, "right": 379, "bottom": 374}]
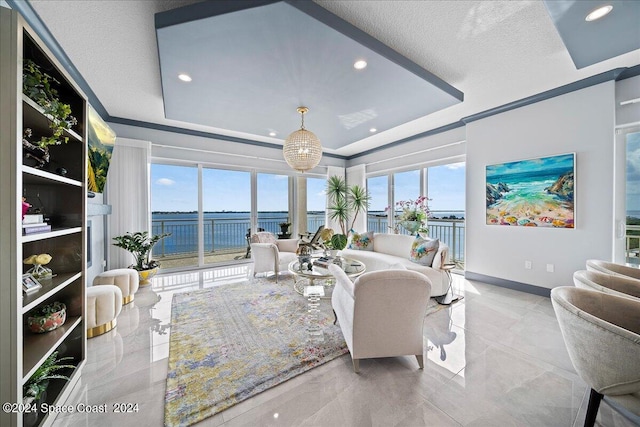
[
  {"left": 366, "top": 161, "right": 466, "bottom": 268},
  {"left": 394, "top": 170, "right": 421, "bottom": 235},
  {"left": 626, "top": 131, "right": 640, "bottom": 265},
  {"left": 367, "top": 175, "right": 389, "bottom": 233},
  {"left": 428, "top": 162, "right": 466, "bottom": 267},
  {"left": 307, "top": 177, "right": 326, "bottom": 234},
  {"left": 257, "top": 173, "right": 290, "bottom": 235},
  {"left": 203, "top": 168, "right": 251, "bottom": 265},
  {"left": 151, "top": 164, "right": 199, "bottom": 269}
]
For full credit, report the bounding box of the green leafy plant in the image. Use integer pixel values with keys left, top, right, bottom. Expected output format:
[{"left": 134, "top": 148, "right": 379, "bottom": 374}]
[
  {"left": 112, "top": 231, "right": 171, "bottom": 271},
  {"left": 24, "top": 351, "right": 74, "bottom": 401},
  {"left": 326, "top": 176, "right": 371, "bottom": 236},
  {"left": 23, "top": 59, "right": 77, "bottom": 148},
  {"left": 30, "top": 301, "right": 65, "bottom": 317}
]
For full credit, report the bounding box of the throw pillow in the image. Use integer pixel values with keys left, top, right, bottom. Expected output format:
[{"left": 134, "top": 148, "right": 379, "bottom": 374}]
[
  {"left": 410, "top": 237, "right": 439, "bottom": 266},
  {"left": 348, "top": 230, "right": 374, "bottom": 251}
]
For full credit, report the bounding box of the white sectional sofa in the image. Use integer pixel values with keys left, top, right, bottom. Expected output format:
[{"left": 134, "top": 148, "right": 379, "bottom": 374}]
[{"left": 341, "top": 233, "right": 450, "bottom": 297}]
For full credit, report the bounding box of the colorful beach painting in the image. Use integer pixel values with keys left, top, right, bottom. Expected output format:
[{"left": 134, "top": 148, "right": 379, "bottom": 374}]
[{"left": 486, "top": 153, "right": 575, "bottom": 228}]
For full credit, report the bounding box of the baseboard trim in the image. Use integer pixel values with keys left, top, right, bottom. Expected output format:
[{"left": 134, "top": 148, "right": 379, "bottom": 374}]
[{"left": 464, "top": 271, "right": 551, "bottom": 298}]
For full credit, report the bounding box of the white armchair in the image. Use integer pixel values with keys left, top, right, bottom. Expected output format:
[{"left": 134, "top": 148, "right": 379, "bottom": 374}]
[
  {"left": 250, "top": 232, "right": 298, "bottom": 283},
  {"left": 328, "top": 264, "right": 432, "bottom": 373},
  {"left": 551, "top": 287, "right": 640, "bottom": 426},
  {"left": 586, "top": 259, "right": 640, "bottom": 280},
  {"left": 573, "top": 269, "right": 640, "bottom": 302}
]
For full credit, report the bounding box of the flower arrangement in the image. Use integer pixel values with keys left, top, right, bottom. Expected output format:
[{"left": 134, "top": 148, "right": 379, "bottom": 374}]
[{"left": 386, "top": 196, "right": 431, "bottom": 234}]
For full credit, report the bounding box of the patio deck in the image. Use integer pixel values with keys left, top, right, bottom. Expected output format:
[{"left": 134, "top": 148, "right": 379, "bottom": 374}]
[{"left": 157, "top": 248, "right": 251, "bottom": 270}]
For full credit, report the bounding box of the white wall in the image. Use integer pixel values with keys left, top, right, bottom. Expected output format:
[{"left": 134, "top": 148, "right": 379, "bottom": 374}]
[{"left": 466, "top": 82, "right": 615, "bottom": 289}]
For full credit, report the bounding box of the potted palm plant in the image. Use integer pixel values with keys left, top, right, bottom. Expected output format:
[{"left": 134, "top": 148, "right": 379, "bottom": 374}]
[
  {"left": 112, "top": 231, "right": 170, "bottom": 285},
  {"left": 23, "top": 351, "right": 74, "bottom": 426},
  {"left": 326, "top": 176, "right": 370, "bottom": 245}
]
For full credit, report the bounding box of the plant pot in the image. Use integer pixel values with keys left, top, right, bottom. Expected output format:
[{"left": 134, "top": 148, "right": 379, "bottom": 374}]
[
  {"left": 399, "top": 220, "right": 422, "bottom": 235},
  {"left": 28, "top": 304, "right": 66, "bottom": 333},
  {"left": 137, "top": 267, "right": 158, "bottom": 287}
]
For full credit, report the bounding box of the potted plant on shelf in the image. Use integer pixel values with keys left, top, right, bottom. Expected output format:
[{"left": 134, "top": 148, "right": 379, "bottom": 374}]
[
  {"left": 27, "top": 301, "right": 66, "bottom": 334},
  {"left": 23, "top": 351, "right": 74, "bottom": 426},
  {"left": 112, "top": 231, "right": 171, "bottom": 286},
  {"left": 22, "top": 59, "right": 77, "bottom": 168},
  {"left": 326, "top": 175, "right": 370, "bottom": 245}
]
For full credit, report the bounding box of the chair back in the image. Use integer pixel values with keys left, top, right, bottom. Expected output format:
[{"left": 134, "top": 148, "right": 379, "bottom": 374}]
[
  {"left": 573, "top": 270, "right": 640, "bottom": 301},
  {"left": 351, "top": 269, "right": 431, "bottom": 358},
  {"left": 586, "top": 259, "right": 640, "bottom": 280},
  {"left": 251, "top": 231, "right": 277, "bottom": 244},
  {"left": 551, "top": 287, "right": 640, "bottom": 396},
  {"left": 300, "top": 225, "right": 324, "bottom": 247}
]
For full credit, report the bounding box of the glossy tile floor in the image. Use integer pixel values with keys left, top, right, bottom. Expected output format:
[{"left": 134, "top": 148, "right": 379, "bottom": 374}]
[{"left": 53, "top": 266, "right": 636, "bottom": 427}]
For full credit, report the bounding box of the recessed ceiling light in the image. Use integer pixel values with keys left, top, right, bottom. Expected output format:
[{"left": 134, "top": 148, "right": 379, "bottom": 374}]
[
  {"left": 178, "top": 73, "right": 192, "bottom": 82},
  {"left": 369, "top": 128, "right": 377, "bottom": 133},
  {"left": 269, "top": 131, "right": 277, "bottom": 137},
  {"left": 353, "top": 60, "right": 367, "bottom": 70},
  {"left": 585, "top": 5, "right": 613, "bottom": 21}
]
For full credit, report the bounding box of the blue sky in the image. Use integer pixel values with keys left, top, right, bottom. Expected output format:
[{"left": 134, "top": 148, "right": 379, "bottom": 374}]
[{"left": 151, "top": 162, "right": 466, "bottom": 212}]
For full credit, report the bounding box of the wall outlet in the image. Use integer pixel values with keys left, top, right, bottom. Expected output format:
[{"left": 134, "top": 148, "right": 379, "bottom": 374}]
[
  {"left": 546, "top": 263, "right": 554, "bottom": 273},
  {"left": 524, "top": 260, "right": 532, "bottom": 270}
]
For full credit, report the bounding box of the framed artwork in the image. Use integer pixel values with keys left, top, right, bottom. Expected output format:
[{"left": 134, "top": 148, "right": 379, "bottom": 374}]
[
  {"left": 87, "top": 106, "right": 115, "bottom": 194},
  {"left": 22, "top": 273, "right": 42, "bottom": 294},
  {"left": 486, "top": 153, "right": 575, "bottom": 228}
]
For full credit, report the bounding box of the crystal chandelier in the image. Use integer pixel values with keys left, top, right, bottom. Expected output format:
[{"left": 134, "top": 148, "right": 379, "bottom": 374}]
[{"left": 283, "top": 107, "right": 322, "bottom": 173}]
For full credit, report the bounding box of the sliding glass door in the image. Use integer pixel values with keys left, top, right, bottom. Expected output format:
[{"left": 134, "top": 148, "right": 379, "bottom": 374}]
[
  {"left": 427, "top": 162, "right": 466, "bottom": 267},
  {"left": 203, "top": 168, "right": 251, "bottom": 265},
  {"left": 367, "top": 175, "right": 389, "bottom": 233},
  {"left": 307, "top": 177, "right": 326, "bottom": 234},
  {"left": 257, "top": 173, "right": 290, "bottom": 236},
  {"left": 151, "top": 164, "right": 199, "bottom": 269}
]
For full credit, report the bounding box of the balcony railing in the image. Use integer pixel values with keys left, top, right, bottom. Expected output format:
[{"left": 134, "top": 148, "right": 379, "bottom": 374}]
[
  {"left": 151, "top": 212, "right": 465, "bottom": 267},
  {"left": 152, "top": 214, "right": 327, "bottom": 259},
  {"left": 627, "top": 224, "right": 640, "bottom": 265}
]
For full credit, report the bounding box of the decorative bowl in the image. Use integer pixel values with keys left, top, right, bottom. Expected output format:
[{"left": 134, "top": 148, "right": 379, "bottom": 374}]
[{"left": 28, "top": 303, "right": 66, "bottom": 333}]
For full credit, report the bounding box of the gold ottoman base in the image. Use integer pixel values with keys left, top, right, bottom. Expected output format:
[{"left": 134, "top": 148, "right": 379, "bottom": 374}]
[{"left": 87, "top": 318, "right": 117, "bottom": 338}]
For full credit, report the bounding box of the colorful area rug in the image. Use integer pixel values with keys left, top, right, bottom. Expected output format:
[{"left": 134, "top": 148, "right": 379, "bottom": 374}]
[{"left": 164, "top": 277, "right": 348, "bottom": 427}]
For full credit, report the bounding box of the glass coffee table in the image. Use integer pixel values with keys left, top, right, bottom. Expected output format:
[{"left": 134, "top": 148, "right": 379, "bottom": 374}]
[{"left": 289, "top": 257, "right": 366, "bottom": 298}]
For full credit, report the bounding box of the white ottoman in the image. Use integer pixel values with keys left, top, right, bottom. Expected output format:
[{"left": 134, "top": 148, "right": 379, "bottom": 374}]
[
  {"left": 93, "top": 269, "right": 139, "bottom": 305},
  {"left": 86, "top": 285, "right": 122, "bottom": 338}
]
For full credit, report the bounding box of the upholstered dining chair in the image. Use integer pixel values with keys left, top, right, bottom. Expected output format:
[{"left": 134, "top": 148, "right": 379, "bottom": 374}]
[
  {"left": 586, "top": 259, "right": 640, "bottom": 281},
  {"left": 250, "top": 231, "right": 298, "bottom": 283},
  {"left": 551, "top": 287, "right": 640, "bottom": 427},
  {"left": 328, "top": 264, "right": 432, "bottom": 373},
  {"left": 573, "top": 269, "right": 640, "bottom": 302}
]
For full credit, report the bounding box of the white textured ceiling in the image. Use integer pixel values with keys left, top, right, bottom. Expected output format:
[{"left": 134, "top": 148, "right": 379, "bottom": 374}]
[{"left": 28, "top": 0, "right": 640, "bottom": 157}]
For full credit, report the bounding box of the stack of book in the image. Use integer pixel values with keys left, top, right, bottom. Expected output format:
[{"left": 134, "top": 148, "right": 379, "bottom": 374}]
[
  {"left": 22, "top": 214, "right": 51, "bottom": 235},
  {"left": 312, "top": 256, "right": 336, "bottom": 268}
]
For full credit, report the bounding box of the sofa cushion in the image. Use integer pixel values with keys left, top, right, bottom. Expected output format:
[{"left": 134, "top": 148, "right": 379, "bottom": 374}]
[
  {"left": 348, "top": 230, "right": 374, "bottom": 251},
  {"left": 410, "top": 237, "right": 439, "bottom": 267},
  {"left": 373, "top": 233, "right": 415, "bottom": 258}
]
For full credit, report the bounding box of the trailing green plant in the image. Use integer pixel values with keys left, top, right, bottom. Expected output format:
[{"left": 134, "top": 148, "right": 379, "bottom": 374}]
[
  {"left": 326, "top": 176, "right": 371, "bottom": 235},
  {"left": 30, "top": 301, "right": 65, "bottom": 318},
  {"left": 23, "top": 59, "right": 77, "bottom": 148},
  {"left": 24, "top": 351, "right": 75, "bottom": 401},
  {"left": 112, "top": 231, "right": 171, "bottom": 271}
]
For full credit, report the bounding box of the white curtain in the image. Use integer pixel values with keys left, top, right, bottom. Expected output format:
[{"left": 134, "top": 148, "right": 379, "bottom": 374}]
[
  {"left": 326, "top": 166, "right": 345, "bottom": 233},
  {"left": 105, "top": 137, "right": 151, "bottom": 269},
  {"left": 346, "top": 164, "right": 367, "bottom": 232}
]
